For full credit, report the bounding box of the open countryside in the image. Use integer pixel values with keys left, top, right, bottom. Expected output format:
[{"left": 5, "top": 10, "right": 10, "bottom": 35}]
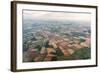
[{"left": 23, "top": 10, "right": 91, "bottom": 62}]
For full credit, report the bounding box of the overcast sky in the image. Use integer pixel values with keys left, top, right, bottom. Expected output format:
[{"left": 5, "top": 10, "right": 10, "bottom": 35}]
[{"left": 23, "top": 10, "right": 91, "bottom": 22}]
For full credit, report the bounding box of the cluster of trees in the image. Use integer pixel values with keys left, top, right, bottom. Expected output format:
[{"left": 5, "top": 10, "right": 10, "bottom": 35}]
[{"left": 57, "top": 47, "right": 91, "bottom": 60}]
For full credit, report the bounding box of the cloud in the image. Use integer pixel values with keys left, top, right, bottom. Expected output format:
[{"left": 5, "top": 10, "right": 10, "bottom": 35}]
[{"left": 23, "top": 10, "right": 91, "bottom": 22}]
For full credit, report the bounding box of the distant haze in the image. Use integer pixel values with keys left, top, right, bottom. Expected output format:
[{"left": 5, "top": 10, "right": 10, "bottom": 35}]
[{"left": 23, "top": 10, "right": 91, "bottom": 22}]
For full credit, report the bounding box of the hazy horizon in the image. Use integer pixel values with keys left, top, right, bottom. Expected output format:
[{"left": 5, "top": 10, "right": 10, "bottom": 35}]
[{"left": 23, "top": 10, "right": 91, "bottom": 23}]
